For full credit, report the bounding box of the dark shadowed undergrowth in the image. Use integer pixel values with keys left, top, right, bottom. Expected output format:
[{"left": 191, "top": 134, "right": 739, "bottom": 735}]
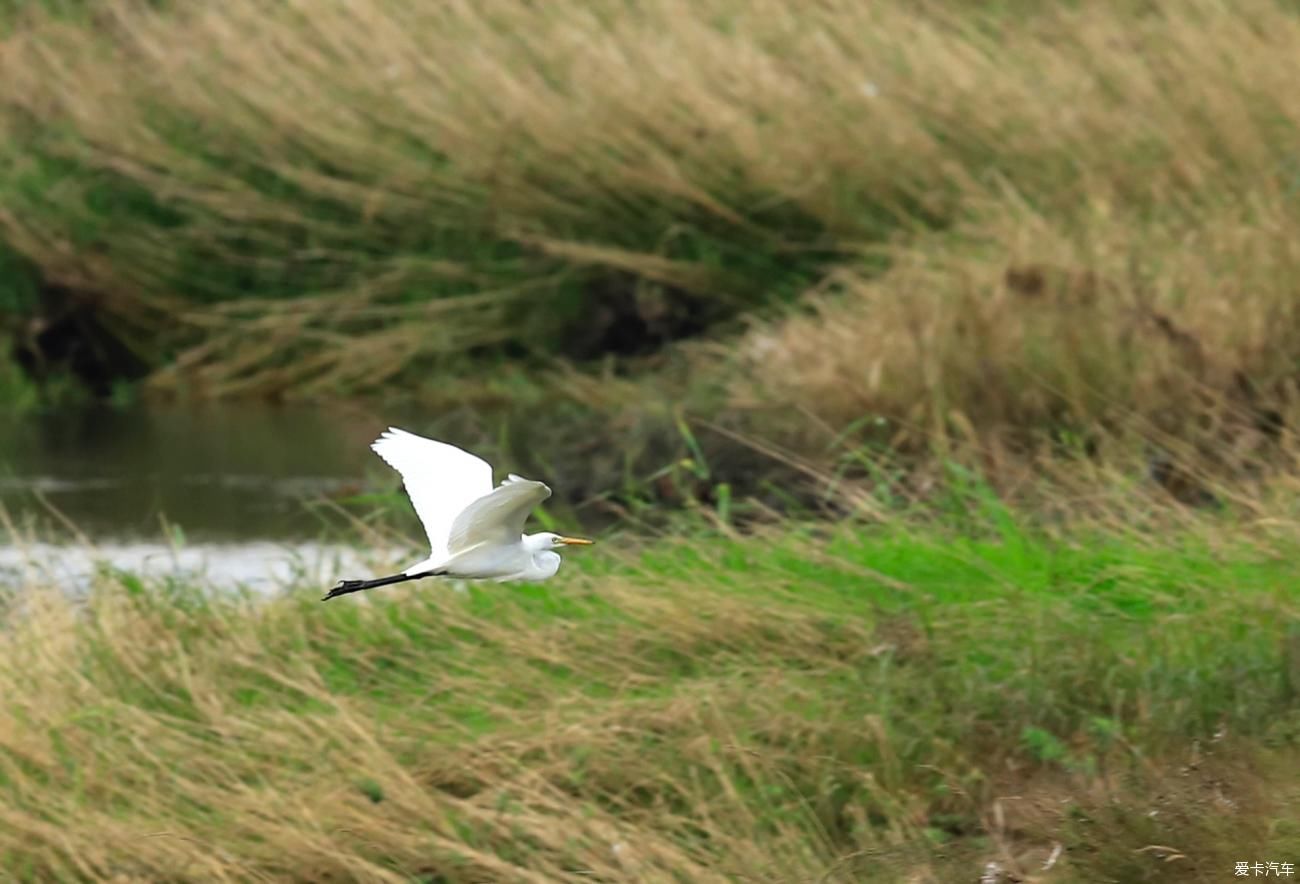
[{"left": 1, "top": 494, "right": 1297, "bottom": 882}]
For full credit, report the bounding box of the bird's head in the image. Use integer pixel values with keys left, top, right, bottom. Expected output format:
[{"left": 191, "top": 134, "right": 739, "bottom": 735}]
[{"left": 529, "top": 532, "right": 595, "bottom": 551}]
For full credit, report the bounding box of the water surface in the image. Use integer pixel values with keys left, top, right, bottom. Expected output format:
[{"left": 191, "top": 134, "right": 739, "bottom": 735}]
[{"left": 0, "top": 402, "right": 522, "bottom": 592}]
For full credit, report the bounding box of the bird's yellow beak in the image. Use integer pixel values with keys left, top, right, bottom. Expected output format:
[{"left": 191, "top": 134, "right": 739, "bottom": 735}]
[{"left": 559, "top": 536, "right": 594, "bottom": 546}]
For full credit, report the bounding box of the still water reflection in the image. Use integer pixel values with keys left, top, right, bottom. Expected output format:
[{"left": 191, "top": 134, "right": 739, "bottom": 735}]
[
  {"left": 0, "top": 402, "right": 491, "bottom": 593},
  {"left": 0, "top": 402, "right": 378, "bottom": 541}
]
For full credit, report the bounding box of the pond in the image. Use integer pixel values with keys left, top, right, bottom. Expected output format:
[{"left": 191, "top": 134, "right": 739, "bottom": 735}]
[{"left": 0, "top": 400, "right": 602, "bottom": 594}]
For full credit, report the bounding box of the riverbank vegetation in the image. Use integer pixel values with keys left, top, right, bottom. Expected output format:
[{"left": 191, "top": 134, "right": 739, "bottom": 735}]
[{"left": 2, "top": 500, "right": 1299, "bottom": 882}]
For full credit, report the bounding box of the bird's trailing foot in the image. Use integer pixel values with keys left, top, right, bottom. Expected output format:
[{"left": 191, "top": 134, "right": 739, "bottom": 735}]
[{"left": 322, "top": 579, "right": 371, "bottom": 601}]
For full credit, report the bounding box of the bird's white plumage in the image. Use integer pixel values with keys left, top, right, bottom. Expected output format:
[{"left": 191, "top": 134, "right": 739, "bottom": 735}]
[
  {"left": 446, "top": 478, "right": 551, "bottom": 555},
  {"left": 364, "top": 427, "right": 587, "bottom": 584},
  {"left": 370, "top": 427, "right": 492, "bottom": 562}
]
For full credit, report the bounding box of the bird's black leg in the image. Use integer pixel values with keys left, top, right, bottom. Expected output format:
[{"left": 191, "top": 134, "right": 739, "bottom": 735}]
[{"left": 321, "top": 569, "right": 447, "bottom": 601}]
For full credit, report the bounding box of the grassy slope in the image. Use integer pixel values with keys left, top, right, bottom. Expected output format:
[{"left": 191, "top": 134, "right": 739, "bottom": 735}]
[
  {"left": 1, "top": 510, "right": 1297, "bottom": 882},
  {"left": 0, "top": 0, "right": 1298, "bottom": 430}
]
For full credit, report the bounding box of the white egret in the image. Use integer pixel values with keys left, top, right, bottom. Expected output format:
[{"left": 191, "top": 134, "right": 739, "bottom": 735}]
[{"left": 323, "top": 427, "right": 592, "bottom": 601}]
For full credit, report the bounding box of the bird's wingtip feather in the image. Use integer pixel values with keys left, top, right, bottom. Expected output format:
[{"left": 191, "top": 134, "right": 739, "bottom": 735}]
[{"left": 372, "top": 427, "right": 412, "bottom": 448}]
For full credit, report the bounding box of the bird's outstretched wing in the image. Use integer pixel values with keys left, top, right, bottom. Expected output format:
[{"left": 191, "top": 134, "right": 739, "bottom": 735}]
[
  {"left": 445, "top": 478, "right": 551, "bottom": 555},
  {"left": 370, "top": 427, "right": 494, "bottom": 561}
]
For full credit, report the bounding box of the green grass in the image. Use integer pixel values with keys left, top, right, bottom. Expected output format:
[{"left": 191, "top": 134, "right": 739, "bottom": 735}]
[{"left": 1, "top": 508, "right": 1297, "bottom": 881}]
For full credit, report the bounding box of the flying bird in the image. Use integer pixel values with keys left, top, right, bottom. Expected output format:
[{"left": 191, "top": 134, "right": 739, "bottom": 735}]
[{"left": 323, "top": 427, "right": 592, "bottom": 601}]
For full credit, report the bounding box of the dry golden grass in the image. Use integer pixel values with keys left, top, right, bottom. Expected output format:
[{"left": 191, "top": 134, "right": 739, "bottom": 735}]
[{"left": 714, "top": 195, "right": 1300, "bottom": 464}]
